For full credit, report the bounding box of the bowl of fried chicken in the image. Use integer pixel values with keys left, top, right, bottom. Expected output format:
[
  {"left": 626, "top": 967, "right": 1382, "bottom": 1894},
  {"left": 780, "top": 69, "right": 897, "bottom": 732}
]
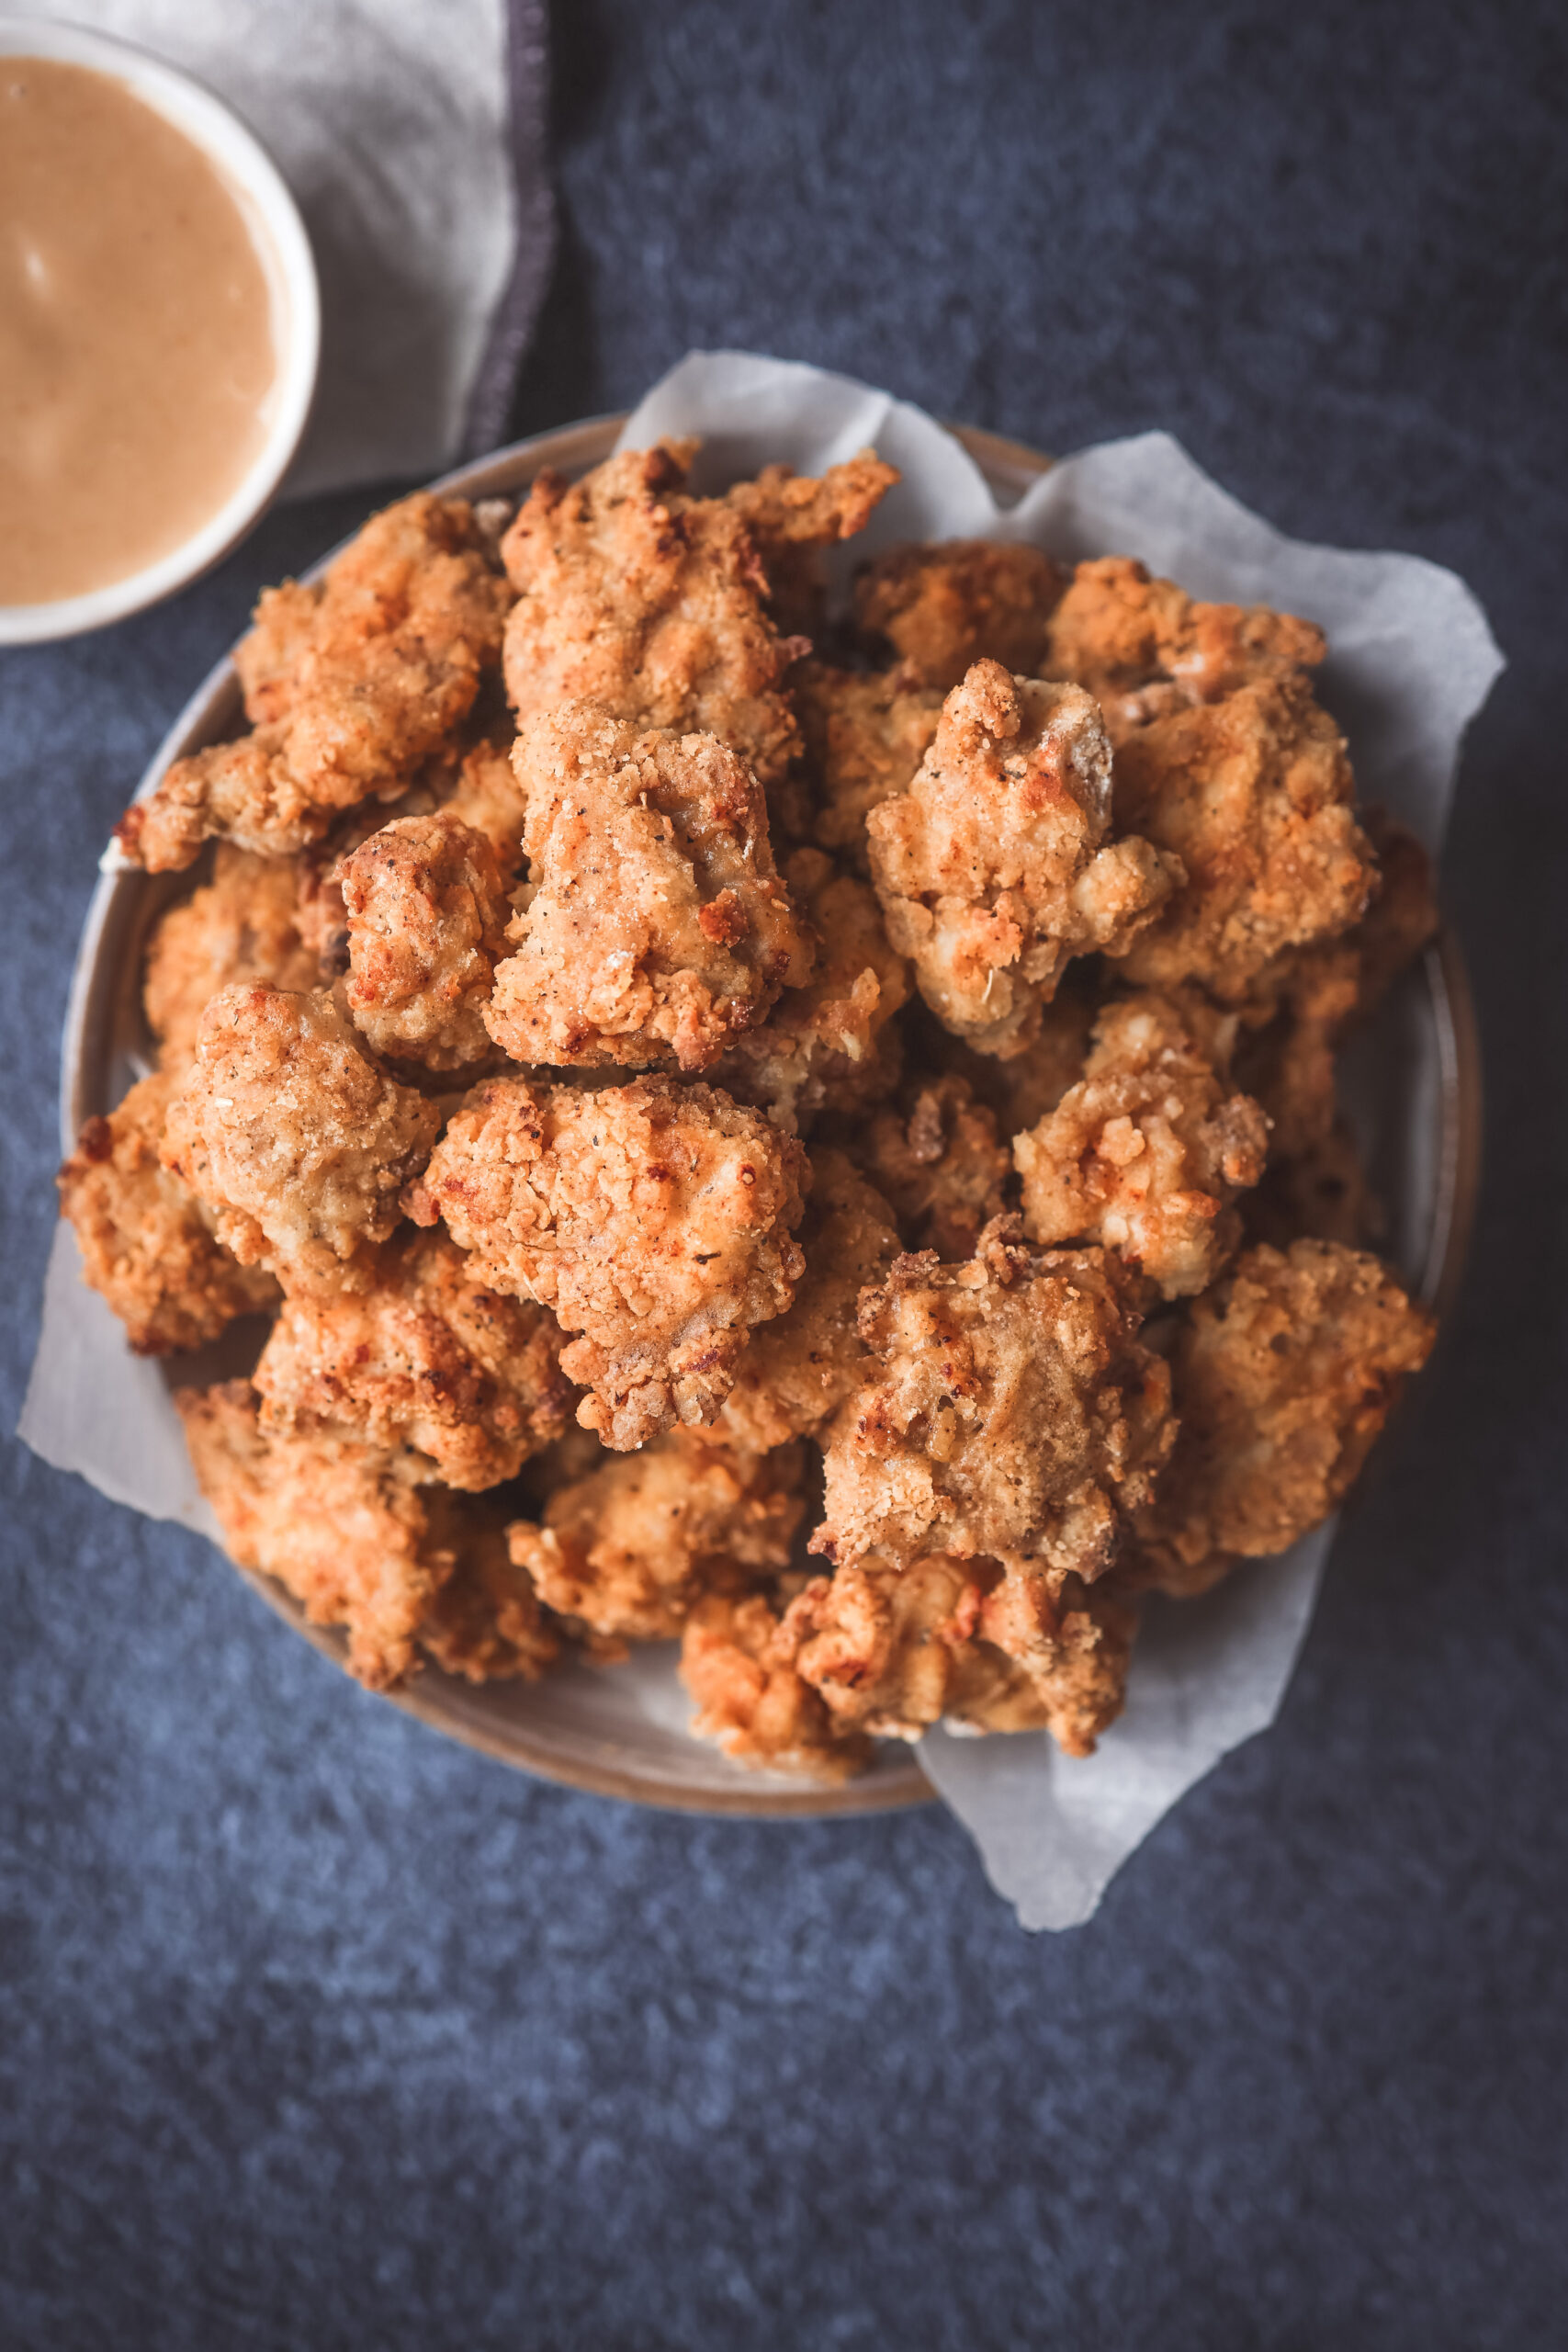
[{"left": 53, "top": 405, "right": 1474, "bottom": 1815}]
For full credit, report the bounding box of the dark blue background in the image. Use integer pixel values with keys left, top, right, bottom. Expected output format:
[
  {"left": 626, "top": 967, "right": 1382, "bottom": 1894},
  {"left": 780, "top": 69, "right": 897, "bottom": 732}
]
[{"left": 4, "top": 3, "right": 1565, "bottom": 2344}]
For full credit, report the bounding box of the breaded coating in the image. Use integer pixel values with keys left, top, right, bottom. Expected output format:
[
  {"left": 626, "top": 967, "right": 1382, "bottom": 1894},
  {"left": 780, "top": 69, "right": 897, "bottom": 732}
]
[
  {"left": 716, "top": 1148, "right": 901, "bottom": 1450},
  {"left": 500, "top": 443, "right": 802, "bottom": 786},
  {"left": 409, "top": 1075, "right": 809, "bottom": 1449},
  {"left": 484, "top": 707, "right": 814, "bottom": 1073},
  {"left": 681, "top": 1590, "right": 870, "bottom": 1780},
  {"left": 867, "top": 660, "right": 1181, "bottom": 1056},
  {"left": 252, "top": 1228, "right": 571, "bottom": 1491},
  {"left": 1014, "top": 992, "right": 1269, "bottom": 1298},
  {"left": 177, "top": 1380, "right": 448, "bottom": 1690},
  {"left": 1043, "top": 555, "right": 1327, "bottom": 745},
  {"left": 438, "top": 732, "right": 530, "bottom": 881},
  {"left": 725, "top": 451, "right": 899, "bottom": 635},
  {"left": 161, "top": 986, "right": 443, "bottom": 1284},
  {"left": 507, "top": 1433, "right": 806, "bottom": 1640},
  {"left": 1131, "top": 1239, "right": 1435, "bottom": 1590},
  {"left": 142, "top": 845, "right": 319, "bottom": 1071},
  {"left": 795, "top": 659, "right": 945, "bottom": 871},
  {"left": 854, "top": 537, "right": 1066, "bottom": 690},
  {"left": 1349, "top": 806, "right": 1441, "bottom": 1011},
  {"left": 415, "top": 1497, "right": 563, "bottom": 1682},
  {"left": 711, "top": 847, "right": 910, "bottom": 1130},
  {"left": 940, "top": 980, "right": 1097, "bottom": 1138},
  {"left": 847, "top": 1072, "right": 1012, "bottom": 1261},
  {"left": 58, "top": 1070, "right": 276, "bottom": 1354},
  {"left": 812, "top": 1219, "right": 1174, "bottom": 1588},
  {"left": 118, "top": 495, "right": 512, "bottom": 871},
  {"left": 1109, "top": 676, "right": 1377, "bottom": 1001},
  {"left": 340, "top": 811, "right": 512, "bottom": 1072}
]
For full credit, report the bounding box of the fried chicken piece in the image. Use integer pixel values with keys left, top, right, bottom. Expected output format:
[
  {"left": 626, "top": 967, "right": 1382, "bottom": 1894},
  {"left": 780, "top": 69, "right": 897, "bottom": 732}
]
[
  {"left": 409, "top": 1075, "right": 809, "bottom": 1448},
  {"left": 142, "top": 845, "right": 320, "bottom": 1071},
  {"left": 415, "top": 1496, "right": 564, "bottom": 1681},
  {"left": 1130, "top": 1239, "right": 1435, "bottom": 1592},
  {"left": 725, "top": 451, "right": 899, "bottom": 636},
  {"left": 794, "top": 659, "right": 945, "bottom": 872},
  {"left": 507, "top": 1433, "right": 806, "bottom": 1641},
  {"left": 484, "top": 707, "right": 814, "bottom": 1073},
  {"left": 853, "top": 537, "right": 1066, "bottom": 691},
  {"left": 339, "top": 811, "right": 512, "bottom": 1073},
  {"left": 710, "top": 847, "right": 910, "bottom": 1129},
  {"left": 1109, "top": 676, "right": 1377, "bottom": 1002},
  {"left": 715, "top": 1148, "right": 901, "bottom": 1449},
  {"left": 58, "top": 1070, "right": 276, "bottom": 1354},
  {"left": 438, "top": 732, "right": 530, "bottom": 882},
  {"left": 1013, "top": 992, "right": 1269, "bottom": 1298},
  {"left": 937, "top": 980, "right": 1098, "bottom": 1138},
  {"left": 811, "top": 1219, "right": 1174, "bottom": 1590},
  {"left": 177, "top": 1380, "right": 449, "bottom": 1689},
  {"left": 867, "top": 660, "right": 1182, "bottom": 1056},
  {"left": 680, "top": 1589, "right": 871, "bottom": 1780},
  {"left": 161, "top": 986, "right": 442, "bottom": 1285},
  {"left": 1043, "top": 555, "right": 1326, "bottom": 745},
  {"left": 252, "top": 1228, "right": 570, "bottom": 1491},
  {"left": 118, "top": 495, "right": 512, "bottom": 871},
  {"left": 846, "top": 1073, "right": 1012, "bottom": 1261},
  {"left": 1350, "top": 806, "right": 1441, "bottom": 1011},
  {"left": 500, "top": 444, "right": 800, "bottom": 786}
]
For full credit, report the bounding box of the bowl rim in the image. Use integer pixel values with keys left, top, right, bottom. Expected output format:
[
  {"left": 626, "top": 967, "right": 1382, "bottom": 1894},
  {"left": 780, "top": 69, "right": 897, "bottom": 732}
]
[
  {"left": 0, "top": 16, "right": 321, "bottom": 648},
  {"left": 64, "top": 412, "right": 1483, "bottom": 1818}
]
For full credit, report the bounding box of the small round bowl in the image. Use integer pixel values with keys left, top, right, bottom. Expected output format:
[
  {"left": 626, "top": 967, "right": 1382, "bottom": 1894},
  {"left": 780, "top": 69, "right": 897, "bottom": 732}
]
[{"left": 0, "top": 17, "right": 320, "bottom": 649}]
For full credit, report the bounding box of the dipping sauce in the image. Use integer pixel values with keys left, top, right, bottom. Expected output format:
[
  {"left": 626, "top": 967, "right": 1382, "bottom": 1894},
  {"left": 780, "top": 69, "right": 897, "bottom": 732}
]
[{"left": 0, "top": 58, "right": 278, "bottom": 607}]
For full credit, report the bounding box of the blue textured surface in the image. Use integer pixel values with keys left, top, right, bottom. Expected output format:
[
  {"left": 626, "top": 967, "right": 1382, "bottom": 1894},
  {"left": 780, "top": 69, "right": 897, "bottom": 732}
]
[{"left": 4, "top": 2, "right": 1566, "bottom": 2343}]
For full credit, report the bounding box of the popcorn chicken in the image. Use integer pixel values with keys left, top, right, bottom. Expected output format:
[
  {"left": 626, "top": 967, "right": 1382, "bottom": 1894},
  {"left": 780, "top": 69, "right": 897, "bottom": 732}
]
[
  {"left": 252, "top": 1229, "right": 571, "bottom": 1490},
  {"left": 58, "top": 1071, "right": 276, "bottom": 1354},
  {"left": 413, "top": 1498, "right": 564, "bottom": 1682},
  {"left": 867, "top": 659, "right": 1181, "bottom": 1056},
  {"left": 681, "top": 1589, "right": 870, "bottom": 1780},
  {"left": 846, "top": 1072, "right": 1011, "bottom": 1261},
  {"left": 812, "top": 1219, "right": 1174, "bottom": 1589},
  {"left": 507, "top": 1433, "right": 806, "bottom": 1641},
  {"left": 484, "top": 707, "right": 814, "bottom": 1073},
  {"left": 340, "top": 810, "right": 513, "bottom": 1073},
  {"left": 854, "top": 537, "right": 1066, "bottom": 690},
  {"left": 142, "top": 844, "right": 319, "bottom": 1071},
  {"left": 409, "top": 1074, "right": 808, "bottom": 1449},
  {"left": 725, "top": 451, "right": 899, "bottom": 635},
  {"left": 794, "top": 659, "right": 943, "bottom": 871},
  {"left": 1014, "top": 991, "right": 1269, "bottom": 1297},
  {"left": 438, "top": 732, "right": 530, "bottom": 881},
  {"left": 118, "top": 495, "right": 512, "bottom": 870},
  {"left": 161, "top": 985, "right": 442, "bottom": 1285}
]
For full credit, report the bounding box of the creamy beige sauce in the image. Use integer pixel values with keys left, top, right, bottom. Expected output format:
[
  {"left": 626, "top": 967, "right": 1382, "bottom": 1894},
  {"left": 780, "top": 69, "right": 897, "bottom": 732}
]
[{"left": 0, "top": 58, "right": 279, "bottom": 606}]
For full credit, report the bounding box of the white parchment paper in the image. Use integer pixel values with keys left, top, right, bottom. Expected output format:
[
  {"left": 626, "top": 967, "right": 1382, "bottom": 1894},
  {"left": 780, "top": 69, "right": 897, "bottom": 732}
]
[{"left": 21, "top": 350, "right": 1504, "bottom": 1928}]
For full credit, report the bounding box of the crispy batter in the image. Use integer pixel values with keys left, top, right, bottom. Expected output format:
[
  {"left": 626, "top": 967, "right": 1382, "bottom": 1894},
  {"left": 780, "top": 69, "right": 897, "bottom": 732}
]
[
  {"left": 58, "top": 1071, "right": 276, "bottom": 1354},
  {"left": 415, "top": 1496, "right": 564, "bottom": 1682},
  {"left": 1110, "top": 676, "right": 1377, "bottom": 1002},
  {"left": 1130, "top": 1239, "right": 1435, "bottom": 1590},
  {"left": 681, "top": 1590, "right": 870, "bottom": 1779},
  {"left": 725, "top": 451, "right": 899, "bottom": 636},
  {"left": 118, "top": 495, "right": 512, "bottom": 870},
  {"left": 508, "top": 1433, "right": 806, "bottom": 1640},
  {"left": 867, "top": 660, "right": 1181, "bottom": 1055},
  {"left": 252, "top": 1227, "right": 570, "bottom": 1490},
  {"left": 710, "top": 847, "right": 910, "bottom": 1129},
  {"left": 142, "top": 845, "right": 319, "bottom": 1071},
  {"left": 716, "top": 1147, "right": 902, "bottom": 1449},
  {"left": 812, "top": 1219, "right": 1174, "bottom": 1587},
  {"left": 438, "top": 733, "right": 530, "bottom": 881},
  {"left": 853, "top": 537, "right": 1066, "bottom": 690},
  {"left": 1043, "top": 555, "right": 1327, "bottom": 744},
  {"left": 340, "top": 811, "right": 513, "bottom": 1072},
  {"left": 1014, "top": 992, "right": 1269, "bottom": 1297},
  {"left": 485, "top": 707, "right": 814, "bottom": 1073},
  {"left": 177, "top": 1380, "right": 448, "bottom": 1689},
  {"left": 161, "top": 985, "right": 442, "bottom": 1284},
  {"left": 795, "top": 659, "right": 944, "bottom": 870},
  {"left": 409, "top": 1075, "right": 809, "bottom": 1448},
  {"left": 940, "top": 980, "right": 1097, "bottom": 1137},
  {"left": 500, "top": 444, "right": 803, "bottom": 786},
  {"left": 846, "top": 1072, "right": 1012, "bottom": 1261}
]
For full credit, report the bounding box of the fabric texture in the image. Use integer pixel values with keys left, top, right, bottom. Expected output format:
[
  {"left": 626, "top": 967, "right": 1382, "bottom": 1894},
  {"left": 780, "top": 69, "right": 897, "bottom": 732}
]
[{"left": 2, "top": 1, "right": 1566, "bottom": 2345}]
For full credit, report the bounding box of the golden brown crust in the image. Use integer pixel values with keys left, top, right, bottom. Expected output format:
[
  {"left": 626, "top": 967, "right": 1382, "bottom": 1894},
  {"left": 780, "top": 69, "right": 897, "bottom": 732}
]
[
  {"left": 867, "top": 660, "right": 1181, "bottom": 1055},
  {"left": 58, "top": 1071, "right": 277, "bottom": 1354},
  {"left": 252, "top": 1228, "right": 571, "bottom": 1490},
  {"left": 854, "top": 537, "right": 1066, "bottom": 690},
  {"left": 725, "top": 451, "right": 899, "bottom": 636},
  {"left": 416, "top": 1497, "right": 564, "bottom": 1682},
  {"left": 680, "top": 1589, "right": 871, "bottom": 1780},
  {"left": 436, "top": 733, "right": 530, "bottom": 882},
  {"left": 142, "top": 845, "right": 319, "bottom": 1072},
  {"left": 484, "top": 707, "right": 814, "bottom": 1073},
  {"left": 794, "top": 659, "right": 944, "bottom": 871},
  {"left": 160, "top": 985, "right": 443, "bottom": 1285},
  {"left": 844, "top": 1072, "right": 1012, "bottom": 1261},
  {"left": 408, "top": 1074, "right": 809, "bottom": 1449},
  {"left": 508, "top": 1433, "right": 806, "bottom": 1640},
  {"left": 340, "top": 810, "right": 513, "bottom": 1073},
  {"left": 118, "top": 495, "right": 511, "bottom": 870}
]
